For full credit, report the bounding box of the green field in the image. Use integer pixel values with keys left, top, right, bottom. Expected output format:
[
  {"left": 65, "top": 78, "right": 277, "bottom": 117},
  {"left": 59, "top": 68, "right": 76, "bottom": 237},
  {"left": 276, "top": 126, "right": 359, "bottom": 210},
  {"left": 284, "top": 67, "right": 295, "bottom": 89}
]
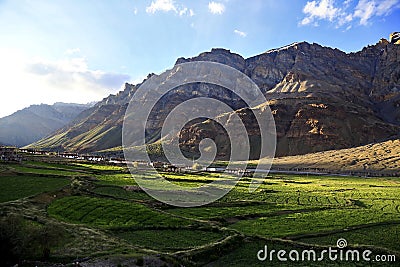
[
  {"left": 113, "top": 228, "right": 227, "bottom": 251},
  {"left": 48, "top": 196, "right": 191, "bottom": 228},
  {"left": 0, "top": 158, "right": 399, "bottom": 266},
  {"left": 0, "top": 175, "right": 69, "bottom": 202}
]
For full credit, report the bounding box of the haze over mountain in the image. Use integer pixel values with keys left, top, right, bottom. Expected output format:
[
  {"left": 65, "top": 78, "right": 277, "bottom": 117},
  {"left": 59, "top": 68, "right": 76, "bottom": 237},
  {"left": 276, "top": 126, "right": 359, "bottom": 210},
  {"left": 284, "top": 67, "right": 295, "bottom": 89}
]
[
  {"left": 28, "top": 36, "right": 400, "bottom": 158},
  {"left": 0, "top": 102, "right": 93, "bottom": 147}
]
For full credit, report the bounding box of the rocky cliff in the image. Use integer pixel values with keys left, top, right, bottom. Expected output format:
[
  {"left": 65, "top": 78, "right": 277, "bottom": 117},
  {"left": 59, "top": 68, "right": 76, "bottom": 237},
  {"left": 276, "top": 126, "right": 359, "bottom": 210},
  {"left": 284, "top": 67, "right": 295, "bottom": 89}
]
[
  {"left": 179, "top": 39, "right": 400, "bottom": 157},
  {"left": 28, "top": 37, "right": 400, "bottom": 158}
]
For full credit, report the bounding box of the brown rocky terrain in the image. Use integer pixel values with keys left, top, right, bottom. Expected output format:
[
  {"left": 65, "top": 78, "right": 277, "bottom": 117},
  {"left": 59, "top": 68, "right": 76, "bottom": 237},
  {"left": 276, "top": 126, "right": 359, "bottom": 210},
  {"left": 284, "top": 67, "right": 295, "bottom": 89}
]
[
  {"left": 28, "top": 37, "right": 400, "bottom": 159},
  {"left": 178, "top": 38, "right": 400, "bottom": 157},
  {"left": 269, "top": 139, "right": 400, "bottom": 174}
]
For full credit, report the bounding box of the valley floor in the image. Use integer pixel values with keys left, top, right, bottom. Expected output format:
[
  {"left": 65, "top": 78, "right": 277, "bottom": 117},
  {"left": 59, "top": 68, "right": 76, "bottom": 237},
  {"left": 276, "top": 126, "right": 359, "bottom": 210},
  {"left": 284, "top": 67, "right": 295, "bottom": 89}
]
[{"left": 0, "top": 155, "right": 399, "bottom": 266}]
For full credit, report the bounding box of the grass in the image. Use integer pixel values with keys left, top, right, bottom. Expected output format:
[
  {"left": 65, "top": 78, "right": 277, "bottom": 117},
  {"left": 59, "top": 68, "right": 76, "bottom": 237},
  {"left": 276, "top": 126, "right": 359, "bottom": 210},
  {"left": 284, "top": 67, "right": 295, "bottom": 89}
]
[
  {"left": 226, "top": 175, "right": 400, "bottom": 239},
  {"left": 93, "top": 171, "right": 227, "bottom": 187},
  {"left": 94, "top": 173, "right": 139, "bottom": 186},
  {"left": 24, "top": 160, "right": 89, "bottom": 171},
  {"left": 47, "top": 196, "right": 192, "bottom": 228},
  {"left": 73, "top": 163, "right": 126, "bottom": 171},
  {"left": 114, "top": 228, "right": 226, "bottom": 251},
  {"left": 298, "top": 223, "right": 400, "bottom": 252},
  {"left": 229, "top": 207, "right": 399, "bottom": 238},
  {"left": 93, "top": 186, "right": 152, "bottom": 201},
  {"left": 0, "top": 175, "right": 69, "bottom": 202},
  {"left": 1, "top": 156, "right": 399, "bottom": 266},
  {"left": 6, "top": 163, "right": 81, "bottom": 176},
  {"left": 203, "top": 238, "right": 396, "bottom": 266},
  {"left": 167, "top": 204, "right": 298, "bottom": 220}
]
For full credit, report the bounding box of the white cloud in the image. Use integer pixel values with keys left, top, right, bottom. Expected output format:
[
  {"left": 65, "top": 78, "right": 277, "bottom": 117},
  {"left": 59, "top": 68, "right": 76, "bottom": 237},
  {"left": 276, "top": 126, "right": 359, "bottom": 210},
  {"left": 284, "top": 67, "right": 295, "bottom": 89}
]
[
  {"left": 337, "top": 13, "right": 353, "bottom": 27},
  {"left": 208, "top": 2, "right": 225, "bottom": 15},
  {"left": 0, "top": 48, "right": 130, "bottom": 118},
  {"left": 353, "top": 0, "right": 375, "bottom": 25},
  {"left": 300, "top": 17, "right": 312, "bottom": 26},
  {"left": 178, "top": 7, "right": 195, "bottom": 16},
  {"left": 300, "top": 0, "right": 400, "bottom": 27},
  {"left": 133, "top": 7, "right": 138, "bottom": 15},
  {"left": 344, "top": 0, "right": 353, "bottom": 8},
  {"left": 146, "top": 0, "right": 177, "bottom": 14},
  {"left": 376, "top": 0, "right": 399, "bottom": 15},
  {"left": 145, "top": 0, "right": 194, "bottom": 16},
  {"left": 300, "top": 0, "right": 339, "bottom": 25},
  {"left": 26, "top": 57, "right": 129, "bottom": 91},
  {"left": 234, "top": 29, "right": 247, "bottom": 37},
  {"left": 354, "top": 0, "right": 399, "bottom": 25},
  {"left": 179, "top": 7, "right": 187, "bottom": 16}
]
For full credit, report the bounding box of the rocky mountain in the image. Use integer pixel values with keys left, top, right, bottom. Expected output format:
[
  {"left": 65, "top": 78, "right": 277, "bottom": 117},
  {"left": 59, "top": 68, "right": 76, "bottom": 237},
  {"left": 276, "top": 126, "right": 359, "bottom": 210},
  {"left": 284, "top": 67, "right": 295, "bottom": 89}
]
[
  {"left": 0, "top": 103, "right": 92, "bottom": 147},
  {"left": 28, "top": 36, "right": 400, "bottom": 159},
  {"left": 179, "top": 39, "right": 400, "bottom": 157}
]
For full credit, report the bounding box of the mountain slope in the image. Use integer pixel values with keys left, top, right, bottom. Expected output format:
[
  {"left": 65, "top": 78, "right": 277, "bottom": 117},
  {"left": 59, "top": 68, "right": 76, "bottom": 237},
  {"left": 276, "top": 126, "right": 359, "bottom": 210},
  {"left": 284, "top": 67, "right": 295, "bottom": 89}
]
[
  {"left": 0, "top": 103, "right": 92, "bottom": 147},
  {"left": 28, "top": 83, "right": 139, "bottom": 152},
  {"left": 180, "top": 97, "right": 399, "bottom": 158},
  {"left": 28, "top": 38, "right": 400, "bottom": 157},
  {"left": 270, "top": 139, "right": 400, "bottom": 174}
]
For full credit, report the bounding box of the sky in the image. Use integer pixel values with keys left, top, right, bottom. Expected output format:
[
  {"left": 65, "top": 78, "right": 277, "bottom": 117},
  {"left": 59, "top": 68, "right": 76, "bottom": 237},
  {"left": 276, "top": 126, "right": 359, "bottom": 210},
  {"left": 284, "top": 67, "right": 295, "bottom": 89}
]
[{"left": 0, "top": 0, "right": 399, "bottom": 118}]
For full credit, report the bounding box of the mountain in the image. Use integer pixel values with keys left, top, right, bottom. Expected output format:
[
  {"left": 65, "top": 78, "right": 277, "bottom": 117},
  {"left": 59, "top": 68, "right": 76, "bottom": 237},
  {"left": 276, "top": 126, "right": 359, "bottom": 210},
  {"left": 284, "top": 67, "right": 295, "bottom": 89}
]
[
  {"left": 28, "top": 84, "right": 138, "bottom": 152},
  {"left": 0, "top": 103, "right": 93, "bottom": 147},
  {"left": 28, "top": 36, "right": 400, "bottom": 158}
]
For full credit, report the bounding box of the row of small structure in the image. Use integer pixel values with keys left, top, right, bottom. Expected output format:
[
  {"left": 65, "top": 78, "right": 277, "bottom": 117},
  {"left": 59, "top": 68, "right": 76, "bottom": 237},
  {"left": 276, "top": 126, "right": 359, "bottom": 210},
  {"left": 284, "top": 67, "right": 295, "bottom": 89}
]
[
  {"left": 0, "top": 146, "right": 23, "bottom": 162},
  {"left": 0, "top": 147, "right": 149, "bottom": 166},
  {"left": 2, "top": 147, "right": 399, "bottom": 177},
  {"left": 0, "top": 147, "right": 113, "bottom": 164}
]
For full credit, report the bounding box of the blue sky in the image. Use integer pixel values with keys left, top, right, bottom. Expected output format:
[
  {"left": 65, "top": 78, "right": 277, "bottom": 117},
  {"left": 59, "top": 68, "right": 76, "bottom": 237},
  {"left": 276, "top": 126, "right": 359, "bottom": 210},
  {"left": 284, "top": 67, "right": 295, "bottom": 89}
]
[{"left": 1, "top": 0, "right": 399, "bottom": 118}]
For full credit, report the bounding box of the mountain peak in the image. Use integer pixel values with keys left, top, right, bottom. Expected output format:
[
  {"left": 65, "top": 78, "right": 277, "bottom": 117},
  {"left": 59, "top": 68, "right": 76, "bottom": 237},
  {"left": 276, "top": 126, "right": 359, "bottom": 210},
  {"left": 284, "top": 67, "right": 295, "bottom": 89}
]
[
  {"left": 210, "top": 48, "right": 234, "bottom": 54},
  {"left": 379, "top": 38, "right": 390, "bottom": 45},
  {"left": 265, "top": 41, "right": 310, "bottom": 53},
  {"left": 175, "top": 48, "right": 245, "bottom": 71}
]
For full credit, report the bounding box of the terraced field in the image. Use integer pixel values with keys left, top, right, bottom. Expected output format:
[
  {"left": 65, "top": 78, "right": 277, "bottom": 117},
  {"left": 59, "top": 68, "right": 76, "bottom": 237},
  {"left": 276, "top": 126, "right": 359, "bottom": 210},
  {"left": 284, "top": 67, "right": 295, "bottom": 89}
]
[
  {"left": 0, "top": 175, "right": 69, "bottom": 202},
  {"left": 48, "top": 196, "right": 191, "bottom": 228},
  {"left": 0, "top": 157, "right": 399, "bottom": 266},
  {"left": 113, "top": 229, "right": 227, "bottom": 252}
]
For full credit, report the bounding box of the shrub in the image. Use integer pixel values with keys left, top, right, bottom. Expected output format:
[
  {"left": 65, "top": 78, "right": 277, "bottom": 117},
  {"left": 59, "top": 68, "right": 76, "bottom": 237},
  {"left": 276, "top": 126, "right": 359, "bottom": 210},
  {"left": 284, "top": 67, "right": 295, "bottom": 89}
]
[{"left": 0, "top": 214, "right": 65, "bottom": 266}]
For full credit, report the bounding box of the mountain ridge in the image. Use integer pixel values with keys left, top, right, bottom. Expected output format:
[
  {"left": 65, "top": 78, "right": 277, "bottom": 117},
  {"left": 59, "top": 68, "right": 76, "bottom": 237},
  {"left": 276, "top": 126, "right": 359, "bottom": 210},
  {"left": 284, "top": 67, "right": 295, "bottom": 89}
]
[
  {"left": 0, "top": 103, "right": 92, "bottom": 147},
  {"left": 27, "top": 37, "right": 400, "bottom": 158}
]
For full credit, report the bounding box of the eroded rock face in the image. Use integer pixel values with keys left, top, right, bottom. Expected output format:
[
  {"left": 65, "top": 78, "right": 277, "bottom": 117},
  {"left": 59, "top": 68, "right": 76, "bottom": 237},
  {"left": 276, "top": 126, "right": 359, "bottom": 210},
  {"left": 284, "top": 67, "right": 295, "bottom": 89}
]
[
  {"left": 180, "top": 97, "right": 399, "bottom": 158},
  {"left": 30, "top": 39, "right": 400, "bottom": 157},
  {"left": 390, "top": 32, "right": 400, "bottom": 44},
  {"left": 175, "top": 40, "right": 400, "bottom": 157}
]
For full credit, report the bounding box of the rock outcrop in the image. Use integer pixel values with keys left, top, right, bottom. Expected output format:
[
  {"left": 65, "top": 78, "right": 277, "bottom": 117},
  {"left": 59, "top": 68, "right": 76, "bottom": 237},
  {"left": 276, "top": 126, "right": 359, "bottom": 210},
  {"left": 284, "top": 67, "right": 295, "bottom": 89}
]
[{"left": 390, "top": 32, "right": 400, "bottom": 44}]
